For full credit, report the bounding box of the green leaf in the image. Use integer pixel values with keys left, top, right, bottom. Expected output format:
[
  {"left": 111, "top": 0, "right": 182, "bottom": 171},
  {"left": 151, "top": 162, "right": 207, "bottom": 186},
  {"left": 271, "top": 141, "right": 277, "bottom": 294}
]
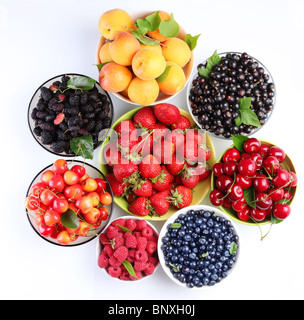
[
  {"left": 70, "top": 136, "right": 94, "bottom": 160},
  {"left": 170, "top": 223, "right": 181, "bottom": 229},
  {"left": 185, "top": 34, "right": 201, "bottom": 51},
  {"left": 116, "top": 224, "right": 133, "bottom": 234},
  {"left": 132, "top": 31, "right": 160, "bottom": 46},
  {"left": 156, "top": 65, "right": 172, "bottom": 83},
  {"left": 96, "top": 62, "right": 110, "bottom": 72},
  {"left": 144, "top": 11, "right": 161, "bottom": 31},
  {"left": 159, "top": 13, "right": 179, "bottom": 38},
  {"left": 234, "top": 97, "right": 261, "bottom": 128},
  {"left": 271, "top": 213, "right": 284, "bottom": 225},
  {"left": 122, "top": 260, "right": 138, "bottom": 279},
  {"left": 243, "top": 186, "right": 256, "bottom": 209},
  {"left": 229, "top": 241, "right": 238, "bottom": 255},
  {"left": 61, "top": 209, "right": 79, "bottom": 229},
  {"left": 232, "top": 135, "right": 249, "bottom": 152},
  {"left": 198, "top": 50, "right": 222, "bottom": 79},
  {"left": 135, "top": 18, "right": 152, "bottom": 35},
  {"left": 67, "top": 76, "right": 96, "bottom": 90}
]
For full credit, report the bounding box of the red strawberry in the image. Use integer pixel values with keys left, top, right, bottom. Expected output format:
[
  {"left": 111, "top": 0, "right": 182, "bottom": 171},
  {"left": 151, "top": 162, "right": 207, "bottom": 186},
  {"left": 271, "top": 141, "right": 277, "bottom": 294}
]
[
  {"left": 151, "top": 170, "right": 172, "bottom": 192},
  {"left": 138, "top": 155, "right": 161, "bottom": 179},
  {"left": 129, "top": 197, "right": 150, "bottom": 217},
  {"left": 177, "top": 140, "right": 211, "bottom": 164},
  {"left": 106, "top": 173, "right": 129, "bottom": 197},
  {"left": 115, "top": 120, "right": 136, "bottom": 137},
  {"left": 194, "top": 163, "right": 211, "bottom": 181},
  {"left": 170, "top": 186, "right": 193, "bottom": 209},
  {"left": 165, "top": 130, "right": 185, "bottom": 150},
  {"left": 160, "top": 164, "right": 175, "bottom": 182},
  {"left": 153, "top": 123, "right": 170, "bottom": 142},
  {"left": 166, "top": 153, "right": 186, "bottom": 176},
  {"left": 153, "top": 140, "right": 176, "bottom": 163},
  {"left": 154, "top": 103, "right": 181, "bottom": 125},
  {"left": 132, "top": 179, "right": 153, "bottom": 197},
  {"left": 103, "top": 141, "right": 122, "bottom": 166},
  {"left": 113, "top": 162, "right": 138, "bottom": 183},
  {"left": 180, "top": 168, "right": 200, "bottom": 189},
  {"left": 54, "top": 113, "right": 65, "bottom": 125},
  {"left": 134, "top": 107, "right": 156, "bottom": 129},
  {"left": 171, "top": 115, "right": 191, "bottom": 130},
  {"left": 149, "top": 190, "right": 171, "bottom": 216},
  {"left": 131, "top": 132, "right": 153, "bottom": 157}
]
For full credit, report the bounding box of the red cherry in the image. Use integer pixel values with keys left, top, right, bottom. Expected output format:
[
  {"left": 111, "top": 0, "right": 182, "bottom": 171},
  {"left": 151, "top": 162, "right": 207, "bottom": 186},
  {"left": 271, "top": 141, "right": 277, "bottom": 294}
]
[
  {"left": 71, "top": 165, "right": 86, "bottom": 178},
  {"left": 209, "top": 189, "right": 224, "bottom": 206},
  {"left": 235, "top": 173, "right": 252, "bottom": 189},
  {"left": 272, "top": 203, "right": 291, "bottom": 220},
  {"left": 258, "top": 144, "right": 270, "bottom": 158},
  {"left": 253, "top": 174, "right": 269, "bottom": 192},
  {"left": 288, "top": 172, "right": 298, "bottom": 188},
  {"left": 232, "top": 197, "right": 247, "bottom": 212},
  {"left": 223, "top": 161, "right": 238, "bottom": 176},
  {"left": 243, "top": 138, "right": 261, "bottom": 153},
  {"left": 222, "top": 197, "right": 232, "bottom": 209},
  {"left": 247, "top": 153, "right": 263, "bottom": 170},
  {"left": 273, "top": 169, "right": 290, "bottom": 188},
  {"left": 250, "top": 207, "right": 267, "bottom": 222},
  {"left": 267, "top": 187, "right": 284, "bottom": 202},
  {"left": 237, "top": 206, "right": 251, "bottom": 221},
  {"left": 238, "top": 158, "right": 257, "bottom": 177},
  {"left": 268, "top": 146, "right": 285, "bottom": 162},
  {"left": 256, "top": 192, "right": 272, "bottom": 210},
  {"left": 223, "top": 148, "right": 240, "bottom": 162},
  {"left": 213, "top": 162, "right": 224, "bottom": 177},
  {"left": 228, "top": 184, "right": 244, "bottom": 201},
  {"left": 284, "top": 189, "right": 292, "bottom": 200},
  {"left": 263, "top": 156, "right": 280, "bottom": 175},
  {"left": 216, "top": 175, "right": 233, "bottom": 191}
]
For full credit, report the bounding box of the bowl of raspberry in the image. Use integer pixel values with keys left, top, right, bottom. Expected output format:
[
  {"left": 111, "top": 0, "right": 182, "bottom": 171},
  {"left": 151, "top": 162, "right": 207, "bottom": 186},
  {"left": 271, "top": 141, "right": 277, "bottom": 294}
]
[
  {"left": 158, "top": 205, "right": 240, "bottom": 288},
  {"left": 96, "top": 216, "right": 160, "bottom": 281},
  {"left": 28, "top": 73, "right": 113, "bottom": 156}
]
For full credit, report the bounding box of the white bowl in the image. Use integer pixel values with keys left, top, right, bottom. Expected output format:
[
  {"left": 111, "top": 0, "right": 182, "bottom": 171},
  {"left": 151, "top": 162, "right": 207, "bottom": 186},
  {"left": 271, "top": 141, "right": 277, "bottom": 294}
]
[
  {"left": 96, "top": 215, "right": 160, "bottom": 282},
  {"left": 157, "top": 205, "right": 240, "bottom": 289}
]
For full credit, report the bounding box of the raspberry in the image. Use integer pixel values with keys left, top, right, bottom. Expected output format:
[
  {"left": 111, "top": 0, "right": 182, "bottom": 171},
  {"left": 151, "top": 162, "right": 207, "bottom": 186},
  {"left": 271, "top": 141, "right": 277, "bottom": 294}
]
[
  {"left": 114, "top": 246, "right": 128, "bottom": 263},
  {"left": 97, "top": 253, "right": 109, "bottom": 269},
  {"left": 148, "top": 256, "right": 159, "bottom": 266},
  {"left": 130, "top": 271, "right": 143, "bottom": 281},
  {"left": 120, "top": 271, "right": 130, "bottom": 281},
  {"left": 135, "top": 249, "right": 148, "bottom": 263},
  {"left": 102, "top": 244, "right": 114, "bottom": 257},
  {"left": 136, "top": 237, "right": 147, "bottom": 250},
  {"left": 106, "top": 225, "right": 119, "bottom": 239},
  {"left": 113, "top": 236, "right": 125, "bottom": 250},
  {"left": 111, "top": 218, "right": 126, "bottom": 228},
  {"left": 150, "top": 235, "right": 158, "bottom": 243},
  {"left": 125, "top": 219, "right": 137, "bottom": 231},
  {"left": 109, "top": 255, "right": 122, "bottom": 267},
  {"left": 146, "top": 241, "right": 157, "bottom": 255},
  {"left": 136, "top": 219, "right": 148, "bottom": 231},
  {"left": 125, "top": 234, "right": 137, "bottom": 249},
  {"left": 142, "top": 226, "right": 154, "bottom": 240},
  {"left": 108, "top": 266, "right": 122, "bottom": 278},
  {"left": 134, "top": 261, "right": 148, "bottom": 272},
  {"left": 144, "top": 262, "right": 155, "bottom": 276},
  {"left": 99, "top": 233, "right": 110, "bottom": 245},
  {"left": 133, "top": 231, "right": 142, "bottom": 238}
]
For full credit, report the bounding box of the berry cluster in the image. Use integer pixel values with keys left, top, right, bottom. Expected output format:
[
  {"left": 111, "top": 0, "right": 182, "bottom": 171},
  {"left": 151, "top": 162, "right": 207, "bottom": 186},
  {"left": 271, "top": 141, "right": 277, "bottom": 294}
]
[
  {"left": 210, "top": 137, "right": 297, "bottom": 222},
  {"left": 161, "top": 209, "right": 239, "bottom": 288},
  {"left": 98, "top": 218, "right": 159, "bottom": 281},
  {"left": 25, "top": 159, "right": 112, "bottom": 245},
  {"left": 189, "top": 52, "right": 275, "bottom": 138},
  {"left": 103, "top": 103, "right": 213, "bottom": 217},
  {"left": 30, "top": 75, "right": 112, "bottom": 154}
]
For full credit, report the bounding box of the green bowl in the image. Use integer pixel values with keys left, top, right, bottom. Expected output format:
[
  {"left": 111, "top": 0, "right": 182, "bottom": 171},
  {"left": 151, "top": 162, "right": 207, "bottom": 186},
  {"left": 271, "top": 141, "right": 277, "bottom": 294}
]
[
  {"left": 99, "top": 106, "right": 216, "bottom": 221},
  {"left": 211, "top": 140, "right": 297, "bottom": 226}
]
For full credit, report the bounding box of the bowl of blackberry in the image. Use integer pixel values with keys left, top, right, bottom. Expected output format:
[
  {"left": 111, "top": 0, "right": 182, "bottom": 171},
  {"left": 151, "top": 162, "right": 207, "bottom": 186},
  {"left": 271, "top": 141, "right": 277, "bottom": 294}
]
[
  {"left": 187, "top": 51, "right": 276, "bottom": 139},
  {"left": 28, "top": 73, "right": 113, "bottom": 156},
  {"left": 158, "top": 205, "right": 240, "bottom": 288}
]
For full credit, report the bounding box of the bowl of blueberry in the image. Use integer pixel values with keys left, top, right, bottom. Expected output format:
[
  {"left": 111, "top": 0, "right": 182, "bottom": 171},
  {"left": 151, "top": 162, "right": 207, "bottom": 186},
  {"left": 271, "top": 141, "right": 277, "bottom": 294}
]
[
  {"left": 158, "top": 205, "right": 240, "bottom": 288},
  {"left": 28, "top": 73, "right": 113, "bottom": 156},
  {"left": 187, "top": 51, "right": 276, "bottom": 139}
]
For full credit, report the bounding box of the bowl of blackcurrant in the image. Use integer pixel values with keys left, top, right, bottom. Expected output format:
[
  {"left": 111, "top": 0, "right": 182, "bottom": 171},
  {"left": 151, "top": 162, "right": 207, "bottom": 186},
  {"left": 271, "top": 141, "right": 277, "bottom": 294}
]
[
  {"left": 28, "top": 73, "right": 114, "bottom": 156},
  {"left": 187, "top": 51, "right": 276, "bottom": 139}
]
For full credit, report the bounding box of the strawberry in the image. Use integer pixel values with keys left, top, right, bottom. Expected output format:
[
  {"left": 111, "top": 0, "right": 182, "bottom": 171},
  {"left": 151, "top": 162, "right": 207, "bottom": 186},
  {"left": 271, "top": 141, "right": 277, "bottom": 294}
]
[
  {"left": 103, "top": 141, "right": 122, "bottom": 166},
  {"left": 166, "top": 153, "right": 185, "bottom": 176},
  {"left": 138, "top": 155, "right": 161, "bottom": 179},
  {"left": 153, "top": 123, "right": 170, "bottom": 142},
  {"left": 170, "top": 186, "right": 193, "bottom": 209},
  {"left": 180, "top": 168, "right": 200, "bottom": 189},
  {"left": 154, "top": 103, "right": 181, "bottom": 125},
  {"left": 194, "top": 163, "right": 211, "bottom": 181},
  {"left": 153, "top": 140, "right": 176, "bottom": 163},
  {"left": 113, "top": 162, "right": 138, "bottom": 183},
  {"left": 132, "top": 179, "right": 153, "bottom": 197},
  {"left": 151, "top": 170, "right": 172, "bottom": 192},
  {"left": 177, "top": 140, "right": 211, "bottom": 164},
  {"left": 160, "top": 164, "right": 175, "bottom": 182},
  {"left": 128, "top": 197, "right": 150, "bottom": 217},
  {"left": 171, "top": 115, "right": 191, "bottom": 130},
  {"left": 149, "top": 190, "right": 171, "bottom": 216},
  {"left": 106, "top": 173, "right": 129, "bottom": 197},
  {"left": 133, "top": 107, "right": 156, "bottom": 129},
  {"left": 165, "top": 130, "right": 185, "bottom": 150},
  {"left": 115, "top": 120, "right": 136, "bottom": 137}
]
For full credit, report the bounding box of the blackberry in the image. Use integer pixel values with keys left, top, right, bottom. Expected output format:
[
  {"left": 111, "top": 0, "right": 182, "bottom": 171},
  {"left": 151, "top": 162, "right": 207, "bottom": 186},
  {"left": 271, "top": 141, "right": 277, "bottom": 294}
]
[
  {"left": 40, "top": 122, "right": 55, "bottom": 132},
  {"left": 40, "top": 131, "right": 54, "bottom": 145},
  {"left": 86, "top": 119, "right": 96, "bottom": 132},
  {"left": 78, "top": 128, "right": 90, "bottom": 136},
  {"left": 103, "top": 117, "right": 111, "bottom": 128},
  {"left": 48, "top": 97, "right": 58, "bottom": 108},
  {"left": 69, "top": 95, "right": 80, "bottom": 107},
  {"left": 31, "top": 108, "right": 39, "bottom": 120},
  {"left": 56, "top": 130, "right": 67, "bottom": 141},
  {"left": 51, "top": 103, "right": 64, "bottom": 112},
  {"left": 40, "top": 87, "right": 52, "bottom": 102},
  {"left": 69, "top": 125, "right": 81, "bottom": 132},
  {"left": 94, "top": 119, "right": 104, "bottom": 132},
  {"left": 98, "top": 111, "right": 108, "bottom": 119},
  {"left": 45, "top": 114, "right": 56, "bottom": 122},
  {"left": 59, "top": 122, "right": 68, "bottom": 132},
  {"left": 36, "top": 101, "right": 46, "bottom": 111},
  {"left": 61, "top": 75, "right": 70, "bottom": 83},
  {"left": 80, "top": 104, "right": 94, "bottom": 114},
  {"left": 68, "top": 115, "right": 81, "bottom": 127},
  {"left": 51, "top": 141, "right": 68, "bottom": 153},
  {"left": 84, "top": 112, "right": 95, "bottom": 119},
  {"left": 36, "top": 111, "right": 48, "bottom": 119},
  {"left": 80, "top": 93, "right": 89, "bottom": 105},
  {"left": 33, "top": 127, "right": 42, "bottom": 137}
]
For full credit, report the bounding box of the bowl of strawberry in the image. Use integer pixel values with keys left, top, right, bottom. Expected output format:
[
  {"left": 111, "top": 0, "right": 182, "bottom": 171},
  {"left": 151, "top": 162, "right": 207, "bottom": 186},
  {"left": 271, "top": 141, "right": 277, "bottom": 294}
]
[
  {"left": 209, "top": 135, "right": 297, "bottom": 227},
  {"left": 99, "top": 103, "right": 216, "bottom": 221},
  {"left": 96, "top": 216, "right": 159, "bottom": 281},
  {"left": 25, "top": 159, "right": 113, "bottom": 246}
]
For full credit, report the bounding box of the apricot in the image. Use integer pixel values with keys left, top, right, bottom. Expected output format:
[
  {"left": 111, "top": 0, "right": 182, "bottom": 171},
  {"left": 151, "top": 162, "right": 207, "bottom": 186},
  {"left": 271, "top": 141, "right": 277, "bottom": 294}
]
[
  {"left": 132, "top": 49, "right": 166, "bottom": 80},
  {"left": 147, "top": 11, "right": 171, "bottom": 42},
  {"left": 98, "top": 9, "right": 134, "bottom": 40},
  {"left": 128, "top": 77, "right": 159, "bottom": 106},
  {"left": 139, "top": 43, "right": 162, "bottom": 54},
  {"left": 99, "top": 62, "right": 132, "bottom": 93},
  {"left": 158, "top": 61, "right": 186, "bottom": 95},
  {"left": 109, "top": 32, "right": 140, "bottom": 66},
  {"left": 162, "top": 37, "right": 191, "bottom": 68},
  {"left": 98, "top": 42, "right": 113, "bottom": 64}
]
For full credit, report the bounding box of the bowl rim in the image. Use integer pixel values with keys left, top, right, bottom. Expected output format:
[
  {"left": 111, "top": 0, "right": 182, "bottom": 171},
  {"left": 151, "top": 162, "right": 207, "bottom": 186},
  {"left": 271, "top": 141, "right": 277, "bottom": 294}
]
[
  {"left": 186, "top": 51, "right": 276, "bottom": 140},
  {"left": 25, "top": 159, "right": 114, "bottom": 247},
  {"left": 211, "top": 139, "right": 297, "bottom": 226},
  {"left": 157, "top": 204, "right": 241, "bottom": 289},
  {"left": 96, "top": 215, "right": 160, "bottom": 282},
  {"left": 27, "top": 72, "right": 114, "bottom": 157},
  {"left": 96, "top": 10, "right": 195, "bottom": 106},
  {"left": 98, "top": 105, "right": 217, "bottom": 221}
]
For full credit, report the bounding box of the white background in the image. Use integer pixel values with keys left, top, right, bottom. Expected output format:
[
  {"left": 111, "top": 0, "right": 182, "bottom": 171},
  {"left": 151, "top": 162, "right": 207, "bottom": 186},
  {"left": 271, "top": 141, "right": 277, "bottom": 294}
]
[{"left": 1, "top": 0, "right": 304, "bottom": 300}]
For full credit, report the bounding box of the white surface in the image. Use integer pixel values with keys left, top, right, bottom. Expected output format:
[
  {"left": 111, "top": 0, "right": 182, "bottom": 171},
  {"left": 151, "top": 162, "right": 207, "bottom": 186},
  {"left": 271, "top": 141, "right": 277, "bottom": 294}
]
[{"left": 0, "top": 0, "right": 304, "bottom": 300}]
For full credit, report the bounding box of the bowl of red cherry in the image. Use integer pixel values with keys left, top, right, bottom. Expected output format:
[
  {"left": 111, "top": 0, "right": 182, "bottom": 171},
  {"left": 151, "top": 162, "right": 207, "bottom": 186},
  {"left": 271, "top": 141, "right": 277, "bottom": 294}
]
[{"left": 209, "top": 136, "right": 297, "bottom": 226}]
